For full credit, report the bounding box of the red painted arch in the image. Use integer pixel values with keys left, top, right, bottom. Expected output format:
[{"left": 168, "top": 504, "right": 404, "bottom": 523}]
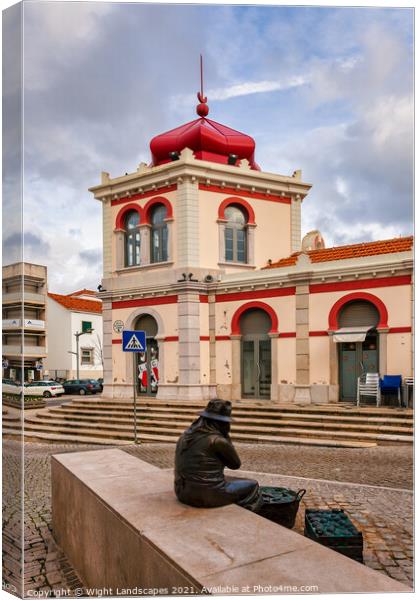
[
  {"left": 231, "top": 301, "right": 279, "bottom": 335},
  {"left": 143, "top": 196, "right": 173, "bottom": 224},
  {"left": 218, "top": 197, "right": 256, "bottom": 225},
  {"left": 115, "top": 203, "right": 143, "bottom": 230},
  {"left": 328, "top": 292, "right": 389, "bottom": 330}
]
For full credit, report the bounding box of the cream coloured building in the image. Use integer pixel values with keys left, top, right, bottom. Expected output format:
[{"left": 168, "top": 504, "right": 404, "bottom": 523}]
[{"left": 89, "top": 95, "right": 413, "bottom": 404}]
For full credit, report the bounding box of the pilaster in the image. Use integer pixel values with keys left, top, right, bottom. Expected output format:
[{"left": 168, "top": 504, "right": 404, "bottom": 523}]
[
  {"left": 290, "top": 194, "right": 302, "bottom": 253},
  {"left": 114, "top": 230, "right": 125, "bottom": 270},
  {"left": 294, "top": 284, "right": 311, "bottom": 403},
  {"left": 139, "top": 224, "right": 150, "bottom": 265},
  {"left": 176, "top": 177, "right": 199, "bottom": 267},
  {"left": 295, "top": 284, "right": 309, "bottom": 384},
  {"left": 103, "top": 199, "right": 113, "bottom": 277},
  {"left": 178, "top": 291, "right": 200, "bottom": 385},
  {"left": 231, "top": 335, "right": 242, "bottom": 401},
  {"left": 102, "top": 300, "right": 113, "bottom": 389},
  {"left": 377, "top": 328, "right": 389, "bottom": 377},
  {"left": 269, "top": 333, "right": 279, "bottom": 401},
  {"left": 208, "top": 293, "right": 217, "bottom": 385}
]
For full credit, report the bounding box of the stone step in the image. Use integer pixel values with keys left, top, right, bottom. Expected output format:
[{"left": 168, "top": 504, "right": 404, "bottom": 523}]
[
  {"left": 2, "top": 414, "right": 21, "bottom": 423},
  {"left": 49, "top": 405, "right": 413, "bottom": 424},
  {"left": 1, "top": 427, "right": 134, "bottom": 445},
  {"left": 66, "top": 399, "right": 412, "bottom": 418},
  {"left": 23, "top": 416, "right": 412, "bottom": 443},
  {"left": 60, "top": 407, "right": 413, "bottom": 429},
  {"left": 2, "top": 425, "right": 377, "bottom": 448},
  {"left": 37, "top": 411, "right": 413, "bottom": 434}
]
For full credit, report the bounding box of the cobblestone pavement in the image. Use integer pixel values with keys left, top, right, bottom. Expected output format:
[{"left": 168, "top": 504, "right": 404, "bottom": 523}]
[
  {"left": 123, "top": 442, "right": 413, "bottom": 489},
  {"left": 2, "top": 440, "right": 413, "bottom": 597}
]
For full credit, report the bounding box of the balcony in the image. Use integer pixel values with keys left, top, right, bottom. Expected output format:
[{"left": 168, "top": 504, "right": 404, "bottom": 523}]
[
  {"left": 2, "top": 292, "right": 46, "bottom": 305},
  {"left": 24, "top": 319, "right": 45, "bottom": 330},
  {"left": 3, "top": 319, "right": 46, "bottom": 331},
  {"left": 2, "top": 344, "right": 47, "bottom": 358},
  {"left": 2, "top": 319, "right": 21, "bottom": 330}
]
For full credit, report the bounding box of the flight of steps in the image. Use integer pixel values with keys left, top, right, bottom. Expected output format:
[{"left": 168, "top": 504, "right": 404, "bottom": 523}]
[
  {"left": 2, "top": 399, "right": 414, "bottom": 448},
  {"left": 2, "top": 409, "right": 21, "bottom": 426}
]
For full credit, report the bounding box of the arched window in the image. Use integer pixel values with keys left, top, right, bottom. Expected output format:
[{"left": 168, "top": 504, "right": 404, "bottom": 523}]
[
  {"left": 225, "top": 205, "right": 247, "bottom": 263},
  {"left": 124, "top": 210, "right": 140, "bottom": 267},
  {"left": 151, "top": 204, "right": 168, "bottom": 263}
]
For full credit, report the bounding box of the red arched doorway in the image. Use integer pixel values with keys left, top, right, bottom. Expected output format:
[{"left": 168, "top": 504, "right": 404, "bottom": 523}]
[
  {"left": 331, "top": 297, "right": 381, "bottom": 402},
  {"left": 232, "top": 303, "right": 277, "bottom": 399}
]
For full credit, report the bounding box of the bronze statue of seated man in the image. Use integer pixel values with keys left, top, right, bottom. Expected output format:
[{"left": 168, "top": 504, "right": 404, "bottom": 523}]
[{"left": 174, "top": 399, "right": 262, "bottom": 512}]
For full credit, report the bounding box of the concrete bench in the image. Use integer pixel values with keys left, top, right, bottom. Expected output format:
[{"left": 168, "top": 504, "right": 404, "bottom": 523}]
[{"left": 52, "top": 449, "right": 410, "bottom": 595}]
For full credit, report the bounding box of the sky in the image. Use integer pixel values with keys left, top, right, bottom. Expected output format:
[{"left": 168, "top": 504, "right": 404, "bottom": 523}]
[{"left": 2, "top": 1, "right": 414, "bottom": 293}]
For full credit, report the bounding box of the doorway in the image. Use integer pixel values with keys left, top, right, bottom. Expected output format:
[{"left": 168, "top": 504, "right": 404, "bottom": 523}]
[
  {"left": 337, "top": 300, "right": 379, "bottom": 402},
  {"left": 339, "top": 333, "right": 378, "bottom": 401},
  {"left": 134, "top": 314, "right": 159, "bottom": 396},
  {"left": 240, "top": 308, "right": 272, "bottom": 399}
]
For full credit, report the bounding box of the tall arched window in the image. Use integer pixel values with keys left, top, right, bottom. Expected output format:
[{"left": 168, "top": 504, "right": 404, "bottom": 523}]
[
  {"left": 151, "top": 204, "right": 168, "bottom": 263},
  {"left": 124, "top": 210, "right": 141, "bottom": 267},
  {"left": 225, "top": 205, "right": 247, "bottom": 263}
]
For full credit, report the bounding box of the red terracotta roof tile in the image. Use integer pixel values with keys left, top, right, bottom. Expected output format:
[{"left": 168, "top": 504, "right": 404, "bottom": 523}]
[
  {"left": 265, "top": 236, "right": 413, "bottom": 269},
  {"left": 48, "top": 292, "right": 102, "bottom": 313},
  {"left": 67, "top": 288, "right": 97, "bottom": 297}
]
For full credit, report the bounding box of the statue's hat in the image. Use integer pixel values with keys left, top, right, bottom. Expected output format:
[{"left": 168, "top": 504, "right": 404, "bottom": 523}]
[{"left": 199, "top": 399, "right": 234, "bottom": 423}]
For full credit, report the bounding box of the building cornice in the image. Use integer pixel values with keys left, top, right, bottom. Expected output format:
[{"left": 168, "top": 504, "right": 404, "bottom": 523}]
[
  {"left": 89, "top": 148, "right": 312, "bottom": 204},
  {"left": 97, "top": 254, "right": 411, "bottom": 305}
]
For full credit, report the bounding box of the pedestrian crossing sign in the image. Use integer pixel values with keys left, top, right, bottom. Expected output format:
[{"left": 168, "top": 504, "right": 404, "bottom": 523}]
[{"left": 122, "top": 330, "right": 146, "bottom": 352}]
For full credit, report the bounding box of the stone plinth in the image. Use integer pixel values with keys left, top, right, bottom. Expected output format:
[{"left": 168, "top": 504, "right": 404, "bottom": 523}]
[
  {"left": 294, "top": 384, "right": 312, "bottom": 404},
  {"left": 51, "top": 449, "right": 410, "bottom": 595}
]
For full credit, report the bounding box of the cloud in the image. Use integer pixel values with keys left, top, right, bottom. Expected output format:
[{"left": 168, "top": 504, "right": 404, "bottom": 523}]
[
  {"left": 3, "top": 231, "right": 50, "bottom": 262},
  {"left": 172, "top": 75, "right": 309, "bottom": 108},
  {"left": 13, "top": 3, "right": 413, "bottom": 286},
  {"left": 79, "top": 248, "right": 102, "bottom": 265}
]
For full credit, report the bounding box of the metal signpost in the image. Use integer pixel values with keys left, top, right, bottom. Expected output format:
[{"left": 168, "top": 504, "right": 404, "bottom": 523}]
[{"left": 122, "top": 330, "right": 147, "bottom": 444}]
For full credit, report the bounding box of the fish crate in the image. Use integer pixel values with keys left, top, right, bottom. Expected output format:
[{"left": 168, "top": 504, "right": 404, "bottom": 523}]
[
  {"left": 304, "top": 509, "right": 364, "bottom": 563},
  {"left": 258, "top": 486, "right": 306, "bottom": 529}
]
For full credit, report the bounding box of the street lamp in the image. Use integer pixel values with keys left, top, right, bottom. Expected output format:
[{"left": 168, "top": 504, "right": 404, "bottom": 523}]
[{"left": 68, "top": 329, "right": 94, "bottom": 379}]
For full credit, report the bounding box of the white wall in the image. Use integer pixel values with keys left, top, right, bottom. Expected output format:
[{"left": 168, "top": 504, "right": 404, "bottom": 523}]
[
  {"left": 45, "top": 298, "right": 103, "bottom": 379},
  {"left": 70, "top": 311, "right": 104, "bottom": 377},
  {"left": 44, "top": 299, "right": 72, "bottom": 373}
]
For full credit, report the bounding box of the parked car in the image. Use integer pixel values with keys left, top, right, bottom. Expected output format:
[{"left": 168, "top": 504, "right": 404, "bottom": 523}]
[
  {"left": 2, "top": 378, "right": 22, "bottom": 394},
  {"left": 62, "top": 379, "right": 102, "bottom": 395},
  {"left": 97, "top": 378, "right": 103, "bottom": 392},
  {"left": 24, "top": 380, "right": 65, "bottom": 398}
]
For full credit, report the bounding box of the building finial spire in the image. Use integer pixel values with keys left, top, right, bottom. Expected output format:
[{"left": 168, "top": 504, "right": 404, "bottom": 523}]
[{"left": 196, "top": 54, "right": 209, "bottom": 117}]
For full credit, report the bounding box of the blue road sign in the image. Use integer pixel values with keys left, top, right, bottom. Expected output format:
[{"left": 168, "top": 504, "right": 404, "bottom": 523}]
[{"left": 122, "top": 330, "right": 146, "bottom": 352}]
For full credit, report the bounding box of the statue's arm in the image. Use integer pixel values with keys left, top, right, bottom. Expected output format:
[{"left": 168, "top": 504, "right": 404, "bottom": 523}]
[{"left": 213, "top": 436, "right": 241, "bottom": 470}]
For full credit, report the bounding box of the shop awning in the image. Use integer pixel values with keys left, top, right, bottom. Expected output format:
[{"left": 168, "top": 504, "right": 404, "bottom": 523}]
[{"left": 332, "top": 326, "right": 372, "bottom": 343}]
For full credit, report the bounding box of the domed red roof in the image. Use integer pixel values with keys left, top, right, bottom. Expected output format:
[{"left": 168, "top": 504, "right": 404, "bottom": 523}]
[{"left": 150, "top": 98, "right": 260, "bottom": 170}]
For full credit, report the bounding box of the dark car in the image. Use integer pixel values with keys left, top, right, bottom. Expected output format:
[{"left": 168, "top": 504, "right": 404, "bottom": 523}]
[
  {"left": 97, "top": 378, "right": 103, "bottom": 392},
  {"left": 62, "top": 379, "right": 102, "bottom": 395}
]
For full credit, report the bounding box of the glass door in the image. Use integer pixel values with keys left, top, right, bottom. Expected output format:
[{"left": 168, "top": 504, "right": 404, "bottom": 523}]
[
  {"left": 339, "top": 333, "right": 378, "bottom": 401},
  {"left": 258, "top": 339, "right": 271, "bottom": 399},
  {"left": 241, "top": 336, "right": 271, "bottom": 399}
]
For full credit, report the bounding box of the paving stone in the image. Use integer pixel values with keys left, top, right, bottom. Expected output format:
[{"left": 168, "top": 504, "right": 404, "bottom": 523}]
[{"left": 2, "top": 439, "right": 413, "bottom": 591}]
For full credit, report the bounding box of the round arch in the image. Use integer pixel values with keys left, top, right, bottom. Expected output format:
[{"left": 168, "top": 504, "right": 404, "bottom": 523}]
[
  {"left": 231, "top": 301, "right": 278, "bottom": 335},
  {"left": 143, "top": 196, "right": 173, "bottom": 224},
  {"left": 328, "top": 292, "right": 388, "bottom": 331},
  {"left": 126, "top": 307, "right": 165, "bottom": 336},
  {"left": 218, "top": 197, "right": 256, "bottom": 225},
  {"left": 115, "top": 203, "right": 143, "bottom": 230}
]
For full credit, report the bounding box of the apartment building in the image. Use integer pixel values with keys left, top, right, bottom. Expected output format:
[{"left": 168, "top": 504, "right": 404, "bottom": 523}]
[{"left": 2, "top": 262, "right": 48, "bottom": 382}]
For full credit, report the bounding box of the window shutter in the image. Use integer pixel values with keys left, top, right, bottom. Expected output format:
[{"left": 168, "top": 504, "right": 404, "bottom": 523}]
[{"left": 338, "top": 301, "right": 379, "bottom": 328}]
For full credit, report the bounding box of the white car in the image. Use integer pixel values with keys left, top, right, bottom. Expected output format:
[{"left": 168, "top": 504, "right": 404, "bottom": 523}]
[
  {"left": 2, "top": 378, "right": 22, "bottom": 394},
  {"left": 24, "top": 380, "right": 65, "bottom": 398}
]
